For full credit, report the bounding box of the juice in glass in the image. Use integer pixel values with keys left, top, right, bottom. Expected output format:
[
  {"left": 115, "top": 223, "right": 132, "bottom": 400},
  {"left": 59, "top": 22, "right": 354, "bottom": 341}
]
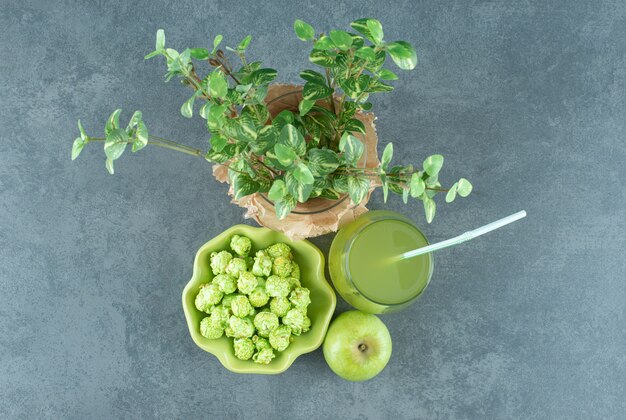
[{"left": 328, "top": 211, "right": 433, "bottom": 313}]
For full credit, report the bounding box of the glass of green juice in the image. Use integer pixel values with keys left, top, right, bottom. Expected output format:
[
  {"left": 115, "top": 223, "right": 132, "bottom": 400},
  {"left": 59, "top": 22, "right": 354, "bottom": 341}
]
[{"left": 328, "top": 210, "right": 434, "bottom": 314}]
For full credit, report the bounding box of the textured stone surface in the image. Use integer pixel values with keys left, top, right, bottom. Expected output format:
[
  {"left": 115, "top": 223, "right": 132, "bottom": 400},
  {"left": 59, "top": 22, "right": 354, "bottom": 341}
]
[{"left": 1, "top": 1, "right": 625, "bottom": 418}]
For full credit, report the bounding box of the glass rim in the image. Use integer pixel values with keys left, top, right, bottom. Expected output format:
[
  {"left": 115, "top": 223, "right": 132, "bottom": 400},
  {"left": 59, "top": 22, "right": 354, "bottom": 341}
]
[{"left": 342, "top": 211, "right": 434, "bottom": 307}]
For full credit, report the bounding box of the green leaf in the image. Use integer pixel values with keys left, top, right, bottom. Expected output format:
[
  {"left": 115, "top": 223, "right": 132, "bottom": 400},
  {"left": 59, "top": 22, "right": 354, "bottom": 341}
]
[
  {"left": 237, "top": 35, "right": 252, "bottom": 52},
  {"left": 378, "top": 69, "right": 398, "bottom": 80},
  {"left": 105, "top": 109, "right": 122, "bottom": 135},
  {"left": 104, "top": 128, "right": 128, "bottom": 160},
  {"left": 299, "top": 70, "right": 326, "bottom": 84},
  {"left": 77, "top": 120, "right": 88, "bottom": 141},
  {"left": 387, "top": 41, "right": 418, "bottom": 70},
  {"left": 180, "top": 94, "right": 196, "bottom": 118},
  {"left": 423, "top": 196, "right": 436, "bottom": 223},
  {"left": 366, "top": 19, "right": 384, "bottom": 44},
  {"left": 350, "top": 18, "right": 375, "bottom": 42},
  {"left": 285, "top": 171, "right": 313, "bottom": 203},
  {"left": 313, "top": 36, "right": 336, "bottom": 51},
  {"left": 206, "top": 143, "right": 238, "bottom": 163},
  {"left": 457, "top": 178, "right": 473, "bottom": 197},
  {"left": 402, "top": 186, "right": 409, "bottom": 204},
  {"left": 190, "top": 48, "right": 209, "bottom": 60},
  {"left": 274, "top": 143, "right": 297, "bottom": 166},
  {"left": 268, "top": 179, "right": 287, "bottom": 201},
  {"left": 343, "top": 118, "right": 366, "bottom": 135},
  {"left": 354, "top": 47, "right": 376, "bottom": 61},
  {"left": 381, "top": 143, "right": 393, "bottom": 171},
  {"left": 210, "top": 71, "right": 228, "bottom": 99},
  {"left": 307, "top": 148, "right": 340, "bottom": 176},
  {"left": 368, "top": 79, "right": 394, "bottom": 93},
  {"left": 251, "top": 125, "right": 278, "bottom": 153},
  {"left": 233, "top": 173, "right": 260, "bottom": 200},
  {"left": 275, "top": 194, "right": 297, "bottom": 219},
  {"left": 445, "top": 182, "right": 458, "bottom": 203},
  {"left": 319, "top": 188, "right": 342, "bottom": 200},
  {"left": 294, "top": 19, "right": 315, "bottom": 41},
  {"left": 329, "top": 30, "right": 353, "bottom": 50},
  {"left": 210, "top": 134, "right": 227, "bottom": 152},
  {"left": 279, "top": 124, "right": 306, "bottom": 156},
  {"left": 105, "top": 158, "right": 115, "bottom": 175},
  {"left": 250, "top": 68, "right": 277, "bottom": 85},
  {"left": 156, "top": 29, "right": 165, "bottom": 50},
  {"left": 212, "top": 34, "right": 223, "bottom": 53},
  {"left": 410, "top": 173, "right": 426, "bottom": 197},
  {"left": 127, "top": 111, "right": 143, "bottom": 130},
  {"left": 347, "top": 176, "right": 370, "bottom": 205},
  {"left": 302, "top": 82, "right": 332, "bottom": 100},
  {"left": 293, "top": 162, "right": 315, "bottom": 185},
  {"left": 423, "top": 154, "right": 444, "bottom": 176},
  {"left": 207, "top": 104, "right": 227, "bottom": 130},
  {"left": 133, "top": 121, "right": 148, "bottom": 152},
  {"left": 339, "top": 133, "right": 364, "bottom": 165},
  {"left": 299, "top": 99, "right": 315, "bottom": 116},
  {"left": 332, "top": 175, "right": 350, "bottom": 193},
  {"left": 309, "top": 50, "right": 335, "bottom": 67},
  {"left": 71, "top": 137, "right": 85, "bottom": 160},
  {"left": 380, "top": 173, "right": 389, "bottom": 203}
]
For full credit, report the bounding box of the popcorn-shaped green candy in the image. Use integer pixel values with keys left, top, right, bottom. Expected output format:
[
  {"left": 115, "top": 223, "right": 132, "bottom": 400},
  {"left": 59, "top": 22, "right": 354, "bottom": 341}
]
[
  {"left": 237, "top": 271, "right": 258, "bottom": 295},
  {"left": 253, "top": 311, "right": 279, "bottom": 337},
  {"left": 209, "top": 305, "right": 231, "bottom": 328},
  {"left": 253, "top": 347, "right": 276, "bottom": 364},
  {"left": 289, "top": 287, "right": 311, "bottom": 310},
  {"left": 272, "top": 256, "right": 293, "bottom": 277},
  {"left": 269, "top": 296, "right": 291, "bottom": 317},
  {"left": 266, "top": 243, "right": 292, "bottom": 259},
  {"left": 269, "top": 325, "right": 292, "bottom": 351},
  {"left": 287, "top": 277, "right": 301, "bottom": 290},
  {"left": 233, "top": 337, "right": 255, "bottom": 360},
  {"left": 225, "top": 257, "right": 247, "bottom": 278},
  {"left": 195, "top": 283, "right": 223, "bottom": 313},
  {"left": 210, "top": 250, "right": 233, "bottom": 275},
  {"left": 251, "top": 251, "right": 273, "bottom": 277},
  {"left": 200, "top": 316, "right": 224, "bottom": 339},
  {"left": 248, "top": 286, "right": 269, "bottom": 308},
  {"left": 302, "top": 316, "right": 311, "bottom": 333},
  {"left": 265, "top": 275, "right": 291, "bottom": 298},
  {"left": 256, "top": 277, "right": 266, "bottom": 287},
  {"left": 230, "top": 235, "right": 252, "bottom": 257},
  {"left": 228, "top": 315, "right": 255, "bottom": 338},
  {"left": 221, "top": 293, "right": 239, "bottom": 309},
  {"left": 290, "top": 261, "right": 300, "bottom": 280},
  {"left": 252, "top": 335, "right": 271, "bottom": 350},
  {"left": 231, "top": 295, "right": 255, "bottom": 318},
  {"left": 212, "top": 273, "right": 237, "bottom": 294},
  {"left": 282, "top": 308, "right": 306, "bottom": 336}
]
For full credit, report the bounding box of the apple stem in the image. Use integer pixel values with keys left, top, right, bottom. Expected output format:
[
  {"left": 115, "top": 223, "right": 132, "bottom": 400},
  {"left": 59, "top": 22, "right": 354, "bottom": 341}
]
[{"left": 358, "top": 343, "right": 368, "bottom": 352}]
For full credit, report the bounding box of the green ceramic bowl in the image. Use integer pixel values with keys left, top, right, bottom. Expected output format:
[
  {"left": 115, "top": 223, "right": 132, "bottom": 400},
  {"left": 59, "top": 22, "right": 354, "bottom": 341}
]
[{"left": 182, "top": 224, "right": 337, "bottom": 374}]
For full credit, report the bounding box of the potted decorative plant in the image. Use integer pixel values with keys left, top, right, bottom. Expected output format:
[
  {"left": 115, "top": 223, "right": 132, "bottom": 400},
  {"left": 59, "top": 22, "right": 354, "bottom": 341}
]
[{"left": 71, "top": 18, "right": 472, "bottom": 238}]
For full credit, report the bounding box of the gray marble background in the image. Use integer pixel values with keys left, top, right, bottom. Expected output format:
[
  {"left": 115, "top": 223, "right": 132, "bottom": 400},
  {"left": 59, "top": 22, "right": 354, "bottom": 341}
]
[{"left": 1, "top": 0, "right": 624, "bottom": 418}]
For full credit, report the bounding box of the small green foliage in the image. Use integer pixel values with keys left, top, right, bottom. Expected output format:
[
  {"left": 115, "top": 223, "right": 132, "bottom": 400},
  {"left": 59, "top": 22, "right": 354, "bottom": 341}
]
[{"left": 72, "top": 21, "right": 472, "bottom": 222}]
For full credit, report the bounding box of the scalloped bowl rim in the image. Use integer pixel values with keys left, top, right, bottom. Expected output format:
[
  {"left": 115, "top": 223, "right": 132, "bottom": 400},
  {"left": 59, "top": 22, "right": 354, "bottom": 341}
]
[{"left": 182, "top": 224, "right": 337, "bottom": 374}]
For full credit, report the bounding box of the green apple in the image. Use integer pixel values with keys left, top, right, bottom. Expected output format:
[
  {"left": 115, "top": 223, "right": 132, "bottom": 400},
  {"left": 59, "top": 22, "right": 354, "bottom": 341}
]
[{"left": 322, "top": 310, "right": 392, "bottom": 382}]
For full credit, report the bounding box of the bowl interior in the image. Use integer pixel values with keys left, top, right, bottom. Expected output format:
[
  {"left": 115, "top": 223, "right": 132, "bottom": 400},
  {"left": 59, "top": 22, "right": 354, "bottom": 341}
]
[{"left": 182, "top": 225, "right": 336, "bottom": 374}]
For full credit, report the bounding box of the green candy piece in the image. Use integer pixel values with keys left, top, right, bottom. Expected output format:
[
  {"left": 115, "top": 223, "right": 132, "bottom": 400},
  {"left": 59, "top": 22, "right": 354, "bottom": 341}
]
[
  {"left": 230, "top": 234, "right": 252, "bottom": 257},
  {"left": 272, "top": 256, "right": 293, "bottom": 277},
  {"left": 269, "top": 325, "right": 292, "bottom": 351},
  {"left": 210, "top": 250, "right": 233, "bottom": 275},
  {"left": 213, "top": 273, "right": 237, "bottom": 294},
  {"left": 195, "top": 283, "right": 223, "bottom": 313},
  {"left": 248, "top": 286, "right": 270, "bottom": 308},
  {"left": 228, "top": 315, "right": 255, "bottom": 338},
  {"left": 282, "top": 308, "right": 306, "bottom": 336},
  {"left": 252, "top": 251, "right": 273, "bottom": 277},
  {"left": 253, "top": 311, "right": 279, "bottom": 337},
  {"left": 233, "top": 337, "right": 255, "bottom": 360},
  {"left": 269, "top": 296, "right": 291, "bottom": 317},
  {"left": 265, "top": 275, "right": 291, "bottom": 298},
  {"left": 231, "top": 295, "right": 255, "bottom": 317},
  {"left": 302, "top": 316, "right": 311, "bottom": 333},
  {"left": 225, "top": 257, "right": 247, "bottom": 278},
  {"left": 253, "top": 347, "right": 276, "bottom": 364},
  {"left": 200, "top": 317, "right": 224, "bottom": 339},
  {"left": 290, "top": 261, "right": 301, "bottom": 280},
  {"left": 289, "top": 287, "right": 311, "bottom": 310},
  {"left": 266, "top": 243, "right": 292, "bottom": 259},
  {"left": 210, "top": 305, "right": 231, "bottom": 328},
  {"left": 221, "top": 293, "right": 239, "bottom": 309},
  {"left": 237, "top": 271, "right": 258, "bottom": 295},
  {"left": 252, "top": 335, "right": 271, "bottom": 350}
]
